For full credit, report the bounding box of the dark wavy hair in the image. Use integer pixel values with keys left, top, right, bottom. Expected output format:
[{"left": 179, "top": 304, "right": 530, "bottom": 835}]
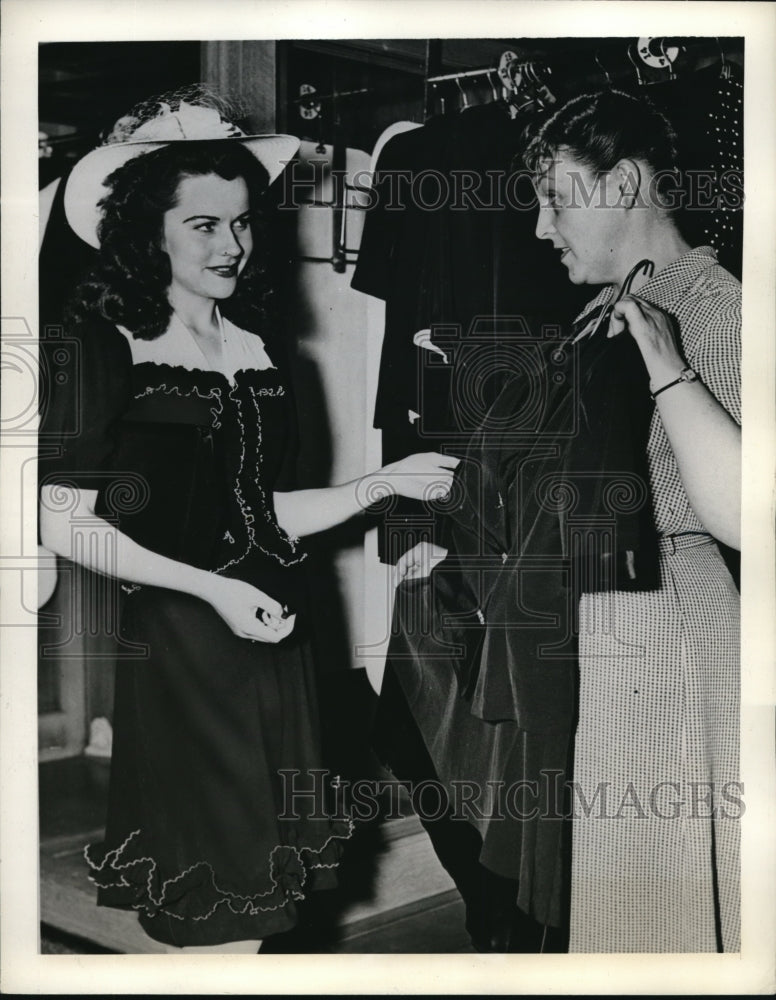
[
  {"left": 68, "top": 140, "right": 273, "bottom": 339},
  {"left": 523, "top": 89, "right": 680, "bottom": 194}
]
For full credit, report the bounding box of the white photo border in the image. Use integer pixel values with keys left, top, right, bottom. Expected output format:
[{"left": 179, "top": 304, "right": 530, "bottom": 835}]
[{"left": 2, "top": 0, "right": 775, "bottom": 994}]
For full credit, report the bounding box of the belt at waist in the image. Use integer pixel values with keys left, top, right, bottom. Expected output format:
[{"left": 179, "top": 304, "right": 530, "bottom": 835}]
[{"left": 658, "top": 532, "right": 714, "bottom": 555}]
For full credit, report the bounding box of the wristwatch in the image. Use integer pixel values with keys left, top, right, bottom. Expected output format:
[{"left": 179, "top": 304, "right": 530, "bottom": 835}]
[{"left": 650, "top": 367, "right": 699, "bottom": 401}]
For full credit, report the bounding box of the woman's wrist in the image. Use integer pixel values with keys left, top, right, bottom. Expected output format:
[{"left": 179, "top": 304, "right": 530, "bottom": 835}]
[
  {"left": 644, "top": 352, "right": 688, "bottom": 392},
  {"left": 186, "top": 565, "right": 224, "bottom": 604},
  {"left": 648, "top": 367, "right": 685, "bottom": 393},
  {"left": 650, "top": 367, "right": 699, "bottom": 400},
  {"left": 357, "top": 469, "right": 396, "bottom": 509}
]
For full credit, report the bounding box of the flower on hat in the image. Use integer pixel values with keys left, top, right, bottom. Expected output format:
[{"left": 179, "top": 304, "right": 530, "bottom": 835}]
[
  {"left": 100, "top": 87, "right": 249, "bottom": 146},
  {"left": 129, "top": 100, "right": 246, "bottom": 143}
]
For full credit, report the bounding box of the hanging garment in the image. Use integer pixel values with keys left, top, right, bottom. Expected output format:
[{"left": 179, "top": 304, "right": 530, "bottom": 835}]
[
  {"left": 352, "top": 103, "right": 589, "bottom": 561},
  {"left": 689, "top": 64, "right": 744, "bottom": 276},
  {"left": 39, "top": 167, "right": 98, "bottom": 329},
  {"left": 374, "top": 290, "right": 661, "bottom": 930}
]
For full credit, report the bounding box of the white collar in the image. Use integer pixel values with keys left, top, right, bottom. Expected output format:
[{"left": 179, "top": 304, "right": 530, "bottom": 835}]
[{"left": 117, "top": 307, "right": 276, "bottom": 384}]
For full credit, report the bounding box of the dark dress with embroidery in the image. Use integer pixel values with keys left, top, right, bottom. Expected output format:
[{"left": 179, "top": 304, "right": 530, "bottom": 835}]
[{"left": 39, "top": 315, "right": 351, "bottom": 947}]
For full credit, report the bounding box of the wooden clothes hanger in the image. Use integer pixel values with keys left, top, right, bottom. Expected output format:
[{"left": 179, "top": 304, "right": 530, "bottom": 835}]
[
  {"left": 716, "top": 38, "right": 733, "bottom": 80},
  {"left": 455, "top": 76, "right": 470, "bottom": 111},
  {"left": 594, "top": 49, "right": 613, "bottom": 87},
  {"left": 498, "top": 52, "right": 556, "bottom": 117}
]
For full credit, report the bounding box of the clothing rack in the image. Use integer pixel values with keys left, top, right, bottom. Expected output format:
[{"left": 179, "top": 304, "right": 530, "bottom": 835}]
[
  {"left": 425, "top": 51, "right": 551, "bottom": 116},
  {"left": 427, "top": 66, "right": 507, "bottom": 84},
  {"left": 291, "top": 85, "right": 370, "bottom": 120},
  {"left": 287, "top": 80, "right": 374, "bottom": 271},
  {"left": 423, "top": 36, "right": 741, "bottom": 114},
  {"left": 290, "top": 36, "right": 742, "bottom": 271}
]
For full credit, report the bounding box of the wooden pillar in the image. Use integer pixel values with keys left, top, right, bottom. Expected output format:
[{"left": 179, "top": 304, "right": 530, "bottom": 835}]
[{"left": 201, "top": 41, "right": 277, "bottom": 132}]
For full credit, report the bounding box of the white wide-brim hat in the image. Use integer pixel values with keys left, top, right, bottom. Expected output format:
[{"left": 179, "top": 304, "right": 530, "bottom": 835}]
[{"left": 64, "top": 99, "right": 300, "bottom": 248}]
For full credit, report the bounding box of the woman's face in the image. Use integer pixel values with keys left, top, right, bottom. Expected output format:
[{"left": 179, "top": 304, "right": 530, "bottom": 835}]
[
  {"left": 161, "top": 172, "right": 253, "bottom": 306},
  {"left": 534, "top": 149, "right": 628, "bottom": 287}
]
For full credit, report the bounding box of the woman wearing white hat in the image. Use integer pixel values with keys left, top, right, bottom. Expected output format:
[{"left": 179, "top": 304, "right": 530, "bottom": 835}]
[{"left": 39, "top": 88, "right": 458, "bottom": 953}]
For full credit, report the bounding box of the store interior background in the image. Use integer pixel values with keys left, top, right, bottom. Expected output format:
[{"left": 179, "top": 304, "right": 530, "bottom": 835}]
[{"left": 38, "top": 36, "right": 743, "bottom": 953}]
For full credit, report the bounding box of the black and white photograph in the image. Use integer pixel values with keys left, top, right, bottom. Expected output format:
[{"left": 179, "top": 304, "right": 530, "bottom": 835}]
[{"left": 2, "top": 1, "right": 775, "bottom": 994}]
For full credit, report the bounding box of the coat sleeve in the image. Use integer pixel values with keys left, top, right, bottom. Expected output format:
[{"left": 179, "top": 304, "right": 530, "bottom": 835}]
[
  {"left": 38, "top": 319, "right": 134, "bottom": 493},
  {"left": 350, "top": 132, "right": 410, "bottom": 301}
]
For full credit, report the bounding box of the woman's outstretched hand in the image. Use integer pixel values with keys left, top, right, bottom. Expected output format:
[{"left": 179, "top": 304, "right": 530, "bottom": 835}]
[
  {"left": 395, "top": 541, "right": 449, "bottom": 583},
  {"left": 274, "top": 452, "right": 460, "bottom": 541},
  {"left": 203, "top": 575, "right": 295, "bottom": 643},
  {"left": 607, "top": 294, "right": 686, "bottom": 386},
  {"left": 371, "top": 452, "right": 461, "bottom": 503}
]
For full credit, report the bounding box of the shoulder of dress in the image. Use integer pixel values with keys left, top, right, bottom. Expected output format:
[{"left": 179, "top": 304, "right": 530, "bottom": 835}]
[
  {"left": 684, "top": 266, "right": 741, "bottom": 320},
  {"left": 66, "top": 316, "right": 135, "bottom": 369},
  {"left": 67, "top": 314, "right": 125, "bottom": 338},
  {"left": 680, "top": 249, "right": 739, "bottom": 293}
]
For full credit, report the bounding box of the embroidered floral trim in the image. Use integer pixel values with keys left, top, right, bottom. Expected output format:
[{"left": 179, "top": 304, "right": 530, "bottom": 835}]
[
  {"left": 213, "top": 383, "right": 306, "bottom": 577},
  {"left": 253, "top": 386, "right": 286, "bottom": 397},
  {"left": 213, "top": 384, "right": 256, "bottom": 577},
  {"left": 249, "top": 386, "right": 306, "bottom": 563},
  {"left": 84, "top": 818, "right": 354, "bottom": 923}
]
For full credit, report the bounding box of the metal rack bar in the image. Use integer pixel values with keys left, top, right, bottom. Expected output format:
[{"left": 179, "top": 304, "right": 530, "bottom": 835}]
[
  {"left": 291, "top": 86, "right": 369, "bottom": 104},
  {"left": 426, "top": 65, "right": 499, "bottom": 84},
  {"left": 295, "top": 254, "right": 359, "bottom": 266},
  {"left": 424, "top": 37, "right": 739, "bottom": 91}
]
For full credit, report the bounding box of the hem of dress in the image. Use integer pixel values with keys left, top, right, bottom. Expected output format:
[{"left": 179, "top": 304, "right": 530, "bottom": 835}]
[{"left": 84, "top": 818, "right": 354, "bottom": 927}]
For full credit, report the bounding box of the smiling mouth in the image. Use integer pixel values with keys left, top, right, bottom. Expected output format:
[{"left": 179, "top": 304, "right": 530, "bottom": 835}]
[
  {"left": 208, "top": 265, "right": 238, "bottom": 278},
  {"left": 559, "top": 247, "right": 571, "bottom": 261}
]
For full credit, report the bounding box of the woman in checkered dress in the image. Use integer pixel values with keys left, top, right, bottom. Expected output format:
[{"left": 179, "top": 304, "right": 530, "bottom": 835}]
[{"left": 526, "top": 90, "right": 741, "bottom": 952}]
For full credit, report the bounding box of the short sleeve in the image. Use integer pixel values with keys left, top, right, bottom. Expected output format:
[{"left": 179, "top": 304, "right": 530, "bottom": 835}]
[
  {"left": 38, "top": 320, "right": 134, "bottom": 491},
  {"left": 684, "top": 286, "right": 741, "bottom": 426}
]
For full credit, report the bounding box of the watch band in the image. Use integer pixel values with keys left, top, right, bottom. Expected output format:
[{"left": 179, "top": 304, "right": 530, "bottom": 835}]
[{"left": 650, "top": 367, "right": 698, "bottom": 401}]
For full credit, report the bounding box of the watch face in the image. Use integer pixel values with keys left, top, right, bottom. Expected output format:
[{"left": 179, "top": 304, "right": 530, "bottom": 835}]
[{"left": 682, "top": 368, "right": 698, "bottom": 382}]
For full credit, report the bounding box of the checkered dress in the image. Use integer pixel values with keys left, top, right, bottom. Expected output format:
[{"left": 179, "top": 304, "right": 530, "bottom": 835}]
[{"left": 569, "top": 247, "right": 741, "bottom": 952}]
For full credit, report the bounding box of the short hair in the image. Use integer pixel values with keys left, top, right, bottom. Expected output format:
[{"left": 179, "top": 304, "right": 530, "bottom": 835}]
[
  {"left": 68, "top": 140, "right": 272, "bottom": 340},
  {"left": 523, "top": 89, "right": 680, "bottom": 180}
]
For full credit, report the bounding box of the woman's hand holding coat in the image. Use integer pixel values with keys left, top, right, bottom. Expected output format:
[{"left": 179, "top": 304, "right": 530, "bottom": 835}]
[
  {"left": 606, "top": 294, "right": 741, "bottom": 549},
  {"left": 395, "top": 541, "right": 449, "bottom": 583}
]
